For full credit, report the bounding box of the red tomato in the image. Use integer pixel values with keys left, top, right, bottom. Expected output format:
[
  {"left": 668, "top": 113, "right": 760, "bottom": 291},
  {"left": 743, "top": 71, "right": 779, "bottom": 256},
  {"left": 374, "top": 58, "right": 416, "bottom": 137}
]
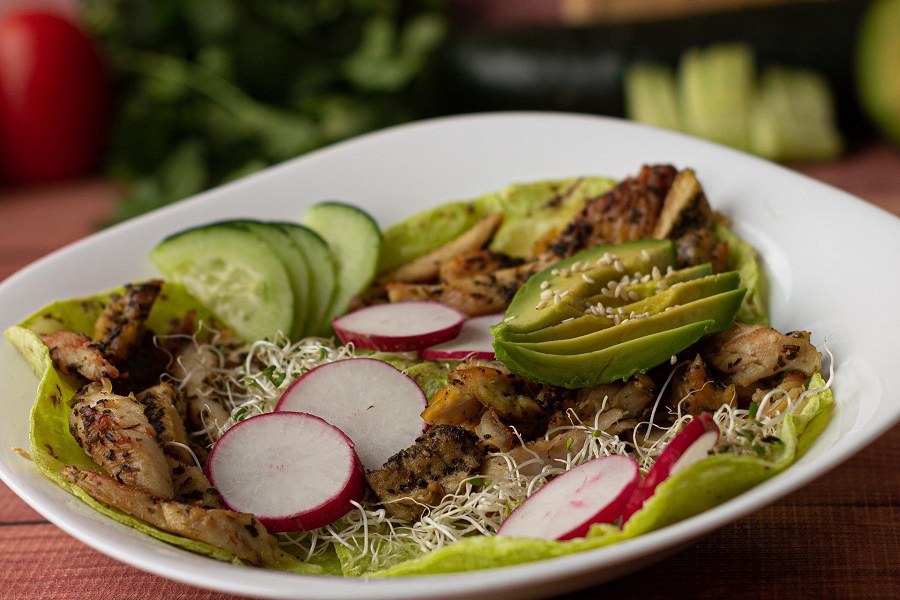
[{"left": 0, "top": 10, "right": 111, "bottom": 183}]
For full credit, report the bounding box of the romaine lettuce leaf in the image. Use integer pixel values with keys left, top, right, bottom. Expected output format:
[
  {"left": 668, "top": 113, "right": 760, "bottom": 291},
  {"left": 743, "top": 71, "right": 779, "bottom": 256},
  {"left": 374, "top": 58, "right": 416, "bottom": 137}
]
[{"left": 4, "top": 282, "right": 322, "bottom": 574}]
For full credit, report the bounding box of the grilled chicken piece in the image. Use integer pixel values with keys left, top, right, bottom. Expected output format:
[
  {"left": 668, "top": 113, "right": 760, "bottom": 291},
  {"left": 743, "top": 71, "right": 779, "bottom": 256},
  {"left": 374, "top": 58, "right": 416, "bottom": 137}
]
[
  {"left": 438, "top": 249, "right": 525, "bottom": 283},
  {"left": 40, "top": 331, "right": 120, "bottom": 380},
  {"left": 69, "top": 380, "right": 174, "bottom": 499},
  {"left": 751, "top": 372, "right": 808, "bottom": 417},
  {"left": 652, "top": 170, "right": 727, "bottom": 269},
  {"left": 135, "top": 381, "right": 218, "bottom": 505},
  {"left": 423, "top": 364, "right": 559, "bottom": 439},
  {"left": 168, "top": 459, "right": 222, "bottom": 508},
  {"left": 61, "top": 467, "right": 281, "bottom": 567},
  {"left": 543, "top": 165, "right": 679, "bottom": 259},
  {"left": 92, "top": 280, "right": 162, "bottom": 363},
  {"left": 378, "top": 213, "right": 505, "bottom": 283},
  {"left": 386, "top": 260, "right": 545, "bottom": 317},
  {"left": 705, "top": 323, "right": 822, "bottom": 388},
  {"left": 135, "top": 382, "right": 189, "bottom": 448},
  {"left": 365, "top": 425, "right": 485, "bottom": 521},
  {"left": 666, "top": 355, "right": 736, "bottom": 416},
  {"left": 481, "top": 428, "right": 591, "bottom": 481},
  {"left": 169, "top": 342, "right": 233, "bottom": 442}
]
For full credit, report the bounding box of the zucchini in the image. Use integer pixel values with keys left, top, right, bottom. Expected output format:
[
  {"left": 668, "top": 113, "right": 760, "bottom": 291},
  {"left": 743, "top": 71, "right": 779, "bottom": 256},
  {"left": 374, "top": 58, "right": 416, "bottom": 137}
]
[{"left": 439, "top": 0, "right": 870, "bottom": 132}]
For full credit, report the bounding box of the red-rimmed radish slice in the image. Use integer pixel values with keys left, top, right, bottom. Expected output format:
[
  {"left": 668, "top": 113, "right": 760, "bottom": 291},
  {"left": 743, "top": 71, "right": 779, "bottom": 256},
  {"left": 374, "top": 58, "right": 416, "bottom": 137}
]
[
  {"left": 497, "top": 455, "right": 640, "bottom": 540},
  {"left": 621, "top": 412, "right": 720, "bottom": 524},
  {"left": 275, "top": 358, "right": 427, "bottom": 471},
  {"left": 419, "top": 313, "right": 504, "bottom": 360},
  {"left": 206, "top": 412, "right": 364, "bottom": 533},
  {"left": 332, "top": 301, "right": 465, "bottom": 351}
]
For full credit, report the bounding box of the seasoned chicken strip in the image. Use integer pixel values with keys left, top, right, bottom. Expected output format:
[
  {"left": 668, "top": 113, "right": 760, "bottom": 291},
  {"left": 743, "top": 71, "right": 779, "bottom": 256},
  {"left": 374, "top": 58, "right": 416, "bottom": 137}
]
[
  {"left": 69, "top": 380, "right": 174, "bottom": 499},
  {"left": 62, "top": 467, "right": 281, "bottom": 567},
  {"left": 543, "top": 164, "right": 678, "bottom": 259},
  {"left": 423, "top": 364, "right": 559, "bottom": 439},
  {"left": 40, "top": 330, "right": 120, "bottom": 381},
  {"left": 92, "top": 280, "right": 162, "bottom": 363},
  {"left": 705, "top": 323, "right": 822, "bottom": 388},
  {"left": 378, "top": 213, "right": 505, "bottom": 283},
  {"left": 386, "top": 259, "right": 545, "bottom": 317},
  {"left": 366, "top": 425, "right": 485, "bottom": 521},
  {"left": 652, "top": 170, "right": 727, "bottom": 269},
  {"left": 666, "top": 355, "right": 736, "bottom": 416},
  {"left": 438, "top": 249, "right": 525, "bottom": 283}
]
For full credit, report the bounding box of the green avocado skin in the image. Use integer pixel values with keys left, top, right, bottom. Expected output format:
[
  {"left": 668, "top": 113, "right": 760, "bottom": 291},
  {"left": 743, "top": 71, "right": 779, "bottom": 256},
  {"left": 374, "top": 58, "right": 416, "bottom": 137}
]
[
  {"left": 515, "top": 287, "right": 746, "bottom": 356},
  {"left": 502, "top": 269, "right": 736, "bottom": 344},
  {"left": 494, "top": 320, "right": 715, "bottom": 388}
]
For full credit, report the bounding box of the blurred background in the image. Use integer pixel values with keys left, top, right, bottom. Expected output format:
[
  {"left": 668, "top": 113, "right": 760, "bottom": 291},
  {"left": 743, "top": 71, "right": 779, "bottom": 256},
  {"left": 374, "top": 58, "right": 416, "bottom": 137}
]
[{"left": 0, "top": 0, "right": 898, "bottom": 233}]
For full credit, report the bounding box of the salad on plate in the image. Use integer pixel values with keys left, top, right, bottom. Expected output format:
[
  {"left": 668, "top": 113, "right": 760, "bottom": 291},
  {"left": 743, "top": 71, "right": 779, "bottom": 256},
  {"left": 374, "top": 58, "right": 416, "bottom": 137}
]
[{"left": 5, "top": 164, "right": 834, "bottom": 577}]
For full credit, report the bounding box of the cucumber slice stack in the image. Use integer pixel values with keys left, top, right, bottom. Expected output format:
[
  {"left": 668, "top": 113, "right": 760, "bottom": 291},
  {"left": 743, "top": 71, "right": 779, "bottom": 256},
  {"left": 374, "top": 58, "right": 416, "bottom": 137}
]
[
  {"left": 625, "top": 43, "right": 843, "bottom": 162},
  {"left": 151, "top": 203, "right": 382, "bottom": 342}
]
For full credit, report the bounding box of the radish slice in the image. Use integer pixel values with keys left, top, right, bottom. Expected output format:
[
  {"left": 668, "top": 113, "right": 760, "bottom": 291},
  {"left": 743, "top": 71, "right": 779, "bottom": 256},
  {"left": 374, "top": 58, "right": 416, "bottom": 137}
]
[
  {"left": 275, "top": 358, "right": 427, "bottom": 471},
  {"left": 497, "top": 455, "right": 640, "bottom": 540},
  {"left": 206, "top": 412, "right": 364, "bottom": 533},
  {"left": 621, "top": 412, "right": 720, "bottom": 523},
  {"left": 332, "top": 301, "right": 466, "bottom": 351},
  {"left": 419, "top": 313, "right": 503, "bottom": 360}
]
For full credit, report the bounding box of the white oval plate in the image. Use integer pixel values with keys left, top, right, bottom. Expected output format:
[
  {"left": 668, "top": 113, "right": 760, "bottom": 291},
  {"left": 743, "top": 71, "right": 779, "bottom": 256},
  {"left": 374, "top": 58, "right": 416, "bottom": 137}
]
[{"left": 2, "top": 113, "right": 898, "bottom": 599}]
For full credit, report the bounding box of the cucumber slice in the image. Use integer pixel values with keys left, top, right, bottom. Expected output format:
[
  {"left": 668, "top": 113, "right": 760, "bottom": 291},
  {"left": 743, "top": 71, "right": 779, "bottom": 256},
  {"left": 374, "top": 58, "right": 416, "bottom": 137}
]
[
  {"left": 234, "top": 220, "right": 312, "bottom": 341},
  {"left": 625, "top": 63, "right": 682, "bottom": 132},
  {"left": 150, "top": 222, "right": 294, "bottom": 342},
  {"left": 304, "top": 202, "right": 382, "bottom": 323},
  {"left": 679, "top": 43, "right": 755, "bottom": 152},
  {"left": 273, "top": 222, "right": 337, "bottom": 338},
  {"left": 749, "top": 66, "right": 843, "bottom": 162}
]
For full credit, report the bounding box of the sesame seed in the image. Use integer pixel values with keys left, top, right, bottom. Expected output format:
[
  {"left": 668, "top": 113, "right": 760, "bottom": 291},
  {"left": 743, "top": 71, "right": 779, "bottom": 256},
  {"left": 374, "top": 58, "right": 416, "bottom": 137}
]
[
  {"left": 657, "top": 281, "right": 669, "bottom": 292},
  {"left": 652, "top": 266, "right": 661, "bottom": 280},
  {"left": 641, "top": 249, "right": 650, "bottom": 259},
  {"left": 628, "top": 291, "right": 640, "bottom": 301},
  {"left": 670, "top": 355, "right": 677, "bottom": 365},
  {"left": 535, "top": 300, "right": 549, "bottom": 310},
  {"left": 504, "top": 315, "right": 517, "bottom": 322},
  {"left": 540, "top": 281, "right": 550, "bottom": 290},
  {"left": 540, "top": 289, "right": 553, "bottom": 300},
  {"left": 562, "top": 317, "right": 574, "bottom": 323},
  {"left": 582, "top": 273, "right": 595, "bottom": 284},
  {"left": 571, "top": 261, "right": 582, "bottom": 272},
  {"left": 614, "top": 259, "right": 625, "bottom": 272}
]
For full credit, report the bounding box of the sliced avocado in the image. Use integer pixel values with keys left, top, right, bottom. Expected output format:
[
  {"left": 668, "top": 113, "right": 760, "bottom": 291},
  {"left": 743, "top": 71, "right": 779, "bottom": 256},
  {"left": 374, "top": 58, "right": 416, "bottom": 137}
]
[
  {"left": 503, "top": 270, "right": 739, "bottom": 344},
  {"left": 587, "top": 262, "right": 713, "bottom": 310},
  {"left": 493, "top": 320, "right": 715, "bottom": 388},
  {"left": 492, "top": 239, "right": 676, "bottom": 337},
  {"left": 513, "top": 288, "right": 746, "bottom": 355}
]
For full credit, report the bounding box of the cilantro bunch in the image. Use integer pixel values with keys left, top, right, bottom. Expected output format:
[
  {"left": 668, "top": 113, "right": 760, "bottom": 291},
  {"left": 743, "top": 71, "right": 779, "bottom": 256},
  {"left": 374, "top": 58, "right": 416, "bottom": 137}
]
[{"left": 82, "top": 0, "right": 447, "bottom": 224}]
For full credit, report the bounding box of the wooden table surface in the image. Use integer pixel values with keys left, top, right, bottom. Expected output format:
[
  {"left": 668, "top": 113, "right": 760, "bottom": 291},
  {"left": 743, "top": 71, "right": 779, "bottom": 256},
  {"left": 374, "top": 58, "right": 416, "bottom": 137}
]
[{"left": 1, "top": 143, "right": 899, "bottom": 599}]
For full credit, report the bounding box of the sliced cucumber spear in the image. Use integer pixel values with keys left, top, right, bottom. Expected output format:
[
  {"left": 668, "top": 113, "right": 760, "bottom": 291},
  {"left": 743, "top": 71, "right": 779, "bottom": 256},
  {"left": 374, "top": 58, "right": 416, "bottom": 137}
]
[
  {"left": 150, "top": 223, "right": 295, "bottom": 342},
  {"left": 625, "top": 43, "right": 844, "bottom": 162},
  {"left": 304, "top": 201, "right": 382, "bottom": 327}
]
